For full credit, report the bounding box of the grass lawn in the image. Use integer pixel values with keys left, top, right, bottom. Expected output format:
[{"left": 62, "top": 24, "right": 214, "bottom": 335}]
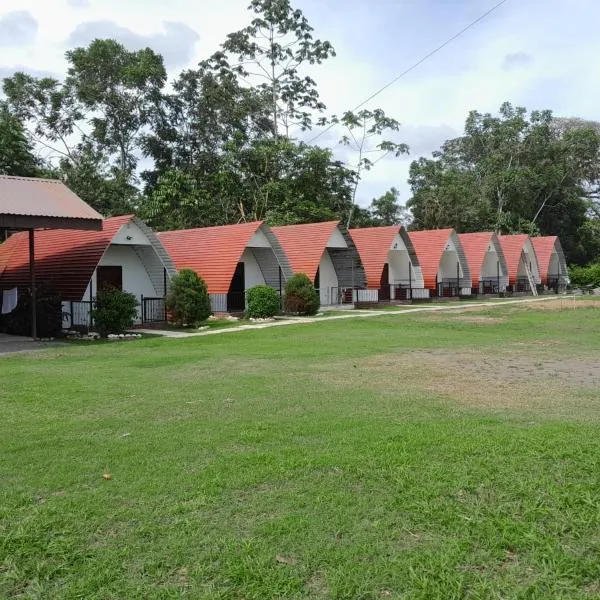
[{"left": 2, "top": 300, "right": 600, "bottom": 599}]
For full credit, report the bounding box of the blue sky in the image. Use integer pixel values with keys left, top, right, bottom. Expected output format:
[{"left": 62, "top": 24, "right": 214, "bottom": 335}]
[{"left": 0, "top": 0, "right": 598, "bottom": 208}]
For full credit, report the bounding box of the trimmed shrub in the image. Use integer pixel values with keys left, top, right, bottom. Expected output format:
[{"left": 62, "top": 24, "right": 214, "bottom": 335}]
[
  {"left": 284, "top": 273, "right": 320, "bottom": 316},
  {"left": 246, "top": 285, "right": 280, "bottom": 318},
  {"left": 0, "top": 286, "right": 62, "bottom": 338},
  {"left": 569, "top": 263, "right": 600, "bottom": 288},
  {"left": 91, "top": 288, "right": 139, "bottom": 337},
  {"left": 166, "top": 269, "right": 211, "bottom": 326}
]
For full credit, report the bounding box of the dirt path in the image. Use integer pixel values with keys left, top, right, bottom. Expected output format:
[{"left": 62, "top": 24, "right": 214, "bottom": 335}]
[{"left": 136, "top": 296, "right": 585, "bottom": 339}]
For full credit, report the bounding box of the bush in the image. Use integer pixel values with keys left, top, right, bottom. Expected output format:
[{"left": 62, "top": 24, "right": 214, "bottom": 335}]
[
  {"left": 569, "top": 263, "right": 600, "bottom": 288},
  {"left": 0, "top": 286, "right": 62, "bottom": 338},
  {"left": 246, "top": 285, "right": 280, "bottom": 318},
  {"left": 284, "top": 273, "right": 320, "bottom": 316},
  {"left": 166, "top": 269, "right": 212, "bottom": 326},
  {"left": 91, "top": 289, "right": 139, "bottom": 337}
]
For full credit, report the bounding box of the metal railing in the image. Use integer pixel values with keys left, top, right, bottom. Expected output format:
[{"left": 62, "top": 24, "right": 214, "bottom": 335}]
[
  {"left": 515, "top": 276, "right": 532, "bottom": 293},
  {"left": 141, "top": 296, "right": 166, "bottom": 323},
  {"left": 64, "top": 300, "right": 92, "bottom": 330},
  {"left": 547, "top": 276, "right": 568, "bottom": 293}
]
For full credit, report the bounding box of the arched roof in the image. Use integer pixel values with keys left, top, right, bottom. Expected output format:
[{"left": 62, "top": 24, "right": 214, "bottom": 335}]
[
  {"left": 530, "top": 236, "right": 568, "bottom": 284},
  {"left": 0, "top": 215, "right": 171, "bottom": 300},
  {"left": 408, "top": 228, "right": 470, "bottom": 290},
  {"left": 498, "top": 234, "right": 539, "bottom": 285},
  {"left": 458, "top": 232, "right": 508, "bottom": 286},
  {"left": 158, "top": 221, "right": 291, "bottom": 294},
  {"left": 271, "top": 221, "right": 342, "bottom": 282},
  {"left": 349, "top": 225, "right": 420, "bottom": 288}
]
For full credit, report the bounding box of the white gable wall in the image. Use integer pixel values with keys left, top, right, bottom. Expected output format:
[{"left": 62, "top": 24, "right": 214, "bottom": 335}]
[
  {"left": 247, "top": 228, "right": 272, "bottom": 248},
  {"left": 326, "top": 227, "right": 348, "bottom": 248},
  {"left": 241, "top": 248, "right": 267, "bottom": 288},
  {"left": 438, "top": 250, "right": 463, "bottom": 280},
  {"left": 318, "top": 250, "right": 338, "bottom": 305}
]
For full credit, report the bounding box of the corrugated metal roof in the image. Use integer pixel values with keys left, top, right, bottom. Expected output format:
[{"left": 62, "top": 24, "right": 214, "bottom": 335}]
[
  {"left": 0, "top": 215, "right": 132, "bottom": 299},
  {"left": 498, "top": 234, "right": 535, "bottom": 285},
  {"left": 158, "top": 222, "right": 268, "bottom": 294},
  {"left": 0, "top": 175, "right": 104, "bottom": 228},
  {"left": 271, "top": 221, "right": 340, "bottom": 282},
  {"left": 531, "top": 236, "right": 567, "bottom": 284},
  {"left": 458, "top": 232, "right": 507, "bottom": 286},
  {"left": 408, "top": 228, "right": 469, "bottom": 290},
  {"left": 349, "top": 226, "right": 419, "bottom": 288}
]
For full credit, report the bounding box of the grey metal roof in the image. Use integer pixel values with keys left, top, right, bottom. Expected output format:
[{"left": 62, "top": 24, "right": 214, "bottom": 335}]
[{"left": 0, "top": 175, "right": 103, "bottom": 230}]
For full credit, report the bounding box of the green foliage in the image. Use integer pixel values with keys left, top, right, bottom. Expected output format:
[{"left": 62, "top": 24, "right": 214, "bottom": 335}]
[
  {"left": 407, "top": 102, "right": 600, "bottom": 264},
  {"left": 569, "top": 263, "right": 600, "bottom": 288},
  {"left": 91, "top": 288, "right": 139, "bottom": 337},
  {"left": 0, "top": 103, "right": 39, "bottom": 176},
  {"left": 245, "top": 285, "right": 280, "bottom": 318},
  {"left": 283, "top": 273, "right": 319, "bottom": 315},
  {"left": 166, "top": 269, "right": 212, "bottom": 326},
  {"left": 0, "top": 286, "right": 62, "bottom": 337}
]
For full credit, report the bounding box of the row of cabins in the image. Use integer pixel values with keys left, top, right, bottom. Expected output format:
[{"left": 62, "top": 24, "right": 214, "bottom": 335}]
[{"left": 0, "top": 177, "right": 569, "bottom": 328}]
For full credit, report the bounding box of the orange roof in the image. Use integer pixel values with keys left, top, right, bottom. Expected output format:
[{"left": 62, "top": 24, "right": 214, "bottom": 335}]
[
  {"left": 158, "top": 222, "right": 266, "bottom": 294},
  {"left": 349, "top": 226, "right": 416, "bottom": 288},
  {"left": 271, "top": 221, "right": 340, "bottom": 282},
  {"left": 531, "top": 236, "right": 563, "bottom": 284},
  {"left": 458, "top": 232, "right": 505, "bottom": 286},
  {"left": 0, "top": 215, "right": 132, "bottom": 299},
  {"left": 408, "top": 228, "right": 458, "bottom": 290},
  {"left": 498, "top": 234, "right": 533, "bottom": 285}
]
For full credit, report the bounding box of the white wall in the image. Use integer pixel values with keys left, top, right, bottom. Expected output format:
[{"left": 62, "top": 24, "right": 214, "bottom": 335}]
[
  {"left": 111, "top": 222, "right": 152, "bottom": 246},
  {"left": 481, "top": 248, "right": 502, "bottom": 279},
  {"left": 241, "top": 248, "right": 266, "bottom": 289},
  {"left": 247, "top": 228, "right": 272, "bottom": 248},
  {"left": 438, "top": 250, "right": 462, "bottom": 280},
  {"left": 519, "top": 240, "right": 541, "bottom": 283},
  {"left": 318, "top": 250, "right": 338, "bottom": 305},
  {"left": 388, "top": 250, "right": 412, "bottom": 283},
  {"left": 548, "top": 252, "right": 560, "bottom": 279},
  {"left": 326, "top": 227, "right": 348, "bottom": 248}
]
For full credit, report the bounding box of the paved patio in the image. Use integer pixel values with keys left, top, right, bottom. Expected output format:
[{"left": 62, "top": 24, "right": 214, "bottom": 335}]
[{"left": 0, "top": 333, "right": 62, "bottom": 355}]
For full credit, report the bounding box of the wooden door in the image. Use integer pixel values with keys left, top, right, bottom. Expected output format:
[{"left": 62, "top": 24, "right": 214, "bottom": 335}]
[{"left": 96, "top": 266, "right": 123, "bottom": 291}]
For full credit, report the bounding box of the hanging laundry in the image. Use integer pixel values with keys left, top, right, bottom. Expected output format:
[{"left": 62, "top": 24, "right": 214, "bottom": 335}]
[{"left": 1, "top": 288, "right": 18, "bottom": 314}]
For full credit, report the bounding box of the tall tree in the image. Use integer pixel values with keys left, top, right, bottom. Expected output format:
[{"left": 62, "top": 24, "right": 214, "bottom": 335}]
[
  {"left": 407, "top": 102, "right": 600, "bottom": 263},
  {"left": 206, "top": 0, "right": 335, "bottom": 137},
  {"left": 0, "top": 102, "right": 40, "bottom": 176},
  {"left": 370, "top": 187, "right": 406, "bottom": 226}
]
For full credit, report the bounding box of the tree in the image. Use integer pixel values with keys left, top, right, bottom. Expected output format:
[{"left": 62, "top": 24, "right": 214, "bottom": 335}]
[
  {"left": 407, "top": 102, "right": 600, "bottom": 263},
  {"left": 206, "top": 0, "right": 335, "bottom": 137},
  {"left": 0, "top": 102, "right": 40, "bottom": 176},
  {"left": 370, "top": 187, "right": 406, "bottom": 226}
]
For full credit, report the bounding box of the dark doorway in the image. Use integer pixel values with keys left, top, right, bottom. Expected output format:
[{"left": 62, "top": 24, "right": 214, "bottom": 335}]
[
  {"left": 379, "top": 263, "right": 390, "bottom": 300},
  {"left": 227, "top": 262, "right": 246, "bottom": 312},
  {"left": 314, "top": 267, "right": 320, "bottom": 291},
  {"left": 97, "top": 266, "right": 123, "bottom": 291}
]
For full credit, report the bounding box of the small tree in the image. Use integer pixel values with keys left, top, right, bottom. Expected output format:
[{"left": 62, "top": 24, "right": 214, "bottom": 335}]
[
  {"left": 91, "top": 288, "right": 139, "bottom": 337},
  {"left": 284, "top": 273, "right": 319, "bottom": 315},
  {"left": 246, "top": 285, "right": 280, "bottom": 318},
  {"left": 166, "top": 269, "right": 212, "bottom": 326}
]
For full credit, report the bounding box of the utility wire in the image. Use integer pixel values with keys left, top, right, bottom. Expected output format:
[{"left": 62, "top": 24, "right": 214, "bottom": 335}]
[{"left": 307, "top": 0, "right": 509, "bottom": 144}]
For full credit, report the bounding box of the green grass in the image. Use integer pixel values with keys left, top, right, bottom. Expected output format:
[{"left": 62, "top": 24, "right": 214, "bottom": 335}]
[{"left": 2, "top": 302, "right": 600, "bottom": 598}]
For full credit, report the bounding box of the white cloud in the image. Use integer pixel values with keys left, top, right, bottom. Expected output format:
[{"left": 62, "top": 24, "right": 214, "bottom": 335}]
[
  {"left": 0, "top": 11, "right": 38, "bottom": 46},
  {"left": 67, "top": 0, "right": 90, "bottom": 8}
]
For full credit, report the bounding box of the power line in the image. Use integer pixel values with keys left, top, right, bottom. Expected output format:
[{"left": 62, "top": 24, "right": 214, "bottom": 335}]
[{"left": 308, "top": 0, "right": 509, "bottom": 144}]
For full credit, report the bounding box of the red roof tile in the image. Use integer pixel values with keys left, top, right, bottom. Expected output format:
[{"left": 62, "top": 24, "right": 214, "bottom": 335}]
[
  {"left": 0, "top": 215, "right": 132, "bottom": 299},
  {"left": 498, "top": 234, "right": 534, "bottom": 285},
  {"left": 408, "top": 229, "right": 461, "bottom": 290},
  {"left": 458, "top": 232, "right": 505, "bottom": 286},
  {"left": 349, "top": 226, "right": 416, "bottom": 288},
  {"left": 531, "top": 236, "right": 562, "bottom": 285},
  {"left": 158, "top": 222, "right": 266, "bottom": 294},
  {"left": 271, "top": 221, "right": 341, "bottom": 282}
]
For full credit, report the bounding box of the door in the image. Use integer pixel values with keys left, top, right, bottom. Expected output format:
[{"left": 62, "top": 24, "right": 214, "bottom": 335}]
[
  {"left": 227, "top": 262, "right": 246, "bottom": 312},
  {"left": 97, "top": 266, "right": 123, "bottom": 291},
  {"left": 379, "top": 263, "right": 390, "bottom": 300}
]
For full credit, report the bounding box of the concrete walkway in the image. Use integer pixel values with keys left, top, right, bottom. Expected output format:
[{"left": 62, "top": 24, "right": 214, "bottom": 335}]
[
  {"left": 0, "top": 333, "right": 63, "bottom": 355},
  {"left": 136, "top": 295, "right": 577, "bottom": 340}
]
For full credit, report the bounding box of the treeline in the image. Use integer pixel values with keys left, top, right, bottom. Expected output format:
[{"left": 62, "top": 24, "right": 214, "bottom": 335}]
[{"left": 1, "top": 0, "right": 599, "bottom": 265}]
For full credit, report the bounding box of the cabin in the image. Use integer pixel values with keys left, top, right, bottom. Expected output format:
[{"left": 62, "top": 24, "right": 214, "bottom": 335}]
[
  {"left": 349, "top": 225, "right": 427, "bottom": 301},
  {"left": 530, "top": 236, "right": 569, "bottom": 292},
  {"left": 158, "top": 221, "right": 292, "bottom": 313},
  {"left": 0, "top": 215, "right": 175, "bottom": 329},
  {"left": 498, "top": 234, "right": 541, "bottom": 293},
  {"left": 271, "top": 221, "right": 366, "bottom": 306},
  {"left": 408, "top": 229, "right": 472, "bottom": 297},
  {"left": 0, "top": 174, "right": 103, "bottom": 337},
  {"left": 459, "top": 232, "right": 509, "bottom": 295}
]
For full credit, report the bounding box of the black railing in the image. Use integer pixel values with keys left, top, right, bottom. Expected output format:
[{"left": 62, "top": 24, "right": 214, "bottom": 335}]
[
  {"left": 478, "top": 277, "right": 503, "bottom": 295},
  {"left": 65, "top": 300, "right": 92, "bottom": 330},
  {"left": 547, "top": 276, "right": 568, "bottom": 293},
  {"left": 142, "top": 296, "right": 166, "bottom": 323},
  {"left": 437, "top": 279, "right": 460, "bottom": 298},
  {"left": 515, "top": 276, "right": 531, "bottom": 293}
]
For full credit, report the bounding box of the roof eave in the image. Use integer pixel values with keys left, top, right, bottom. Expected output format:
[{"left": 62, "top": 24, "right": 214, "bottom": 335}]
[{"left": 0, "top": 215, "right": 103, "bottom": 231}]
